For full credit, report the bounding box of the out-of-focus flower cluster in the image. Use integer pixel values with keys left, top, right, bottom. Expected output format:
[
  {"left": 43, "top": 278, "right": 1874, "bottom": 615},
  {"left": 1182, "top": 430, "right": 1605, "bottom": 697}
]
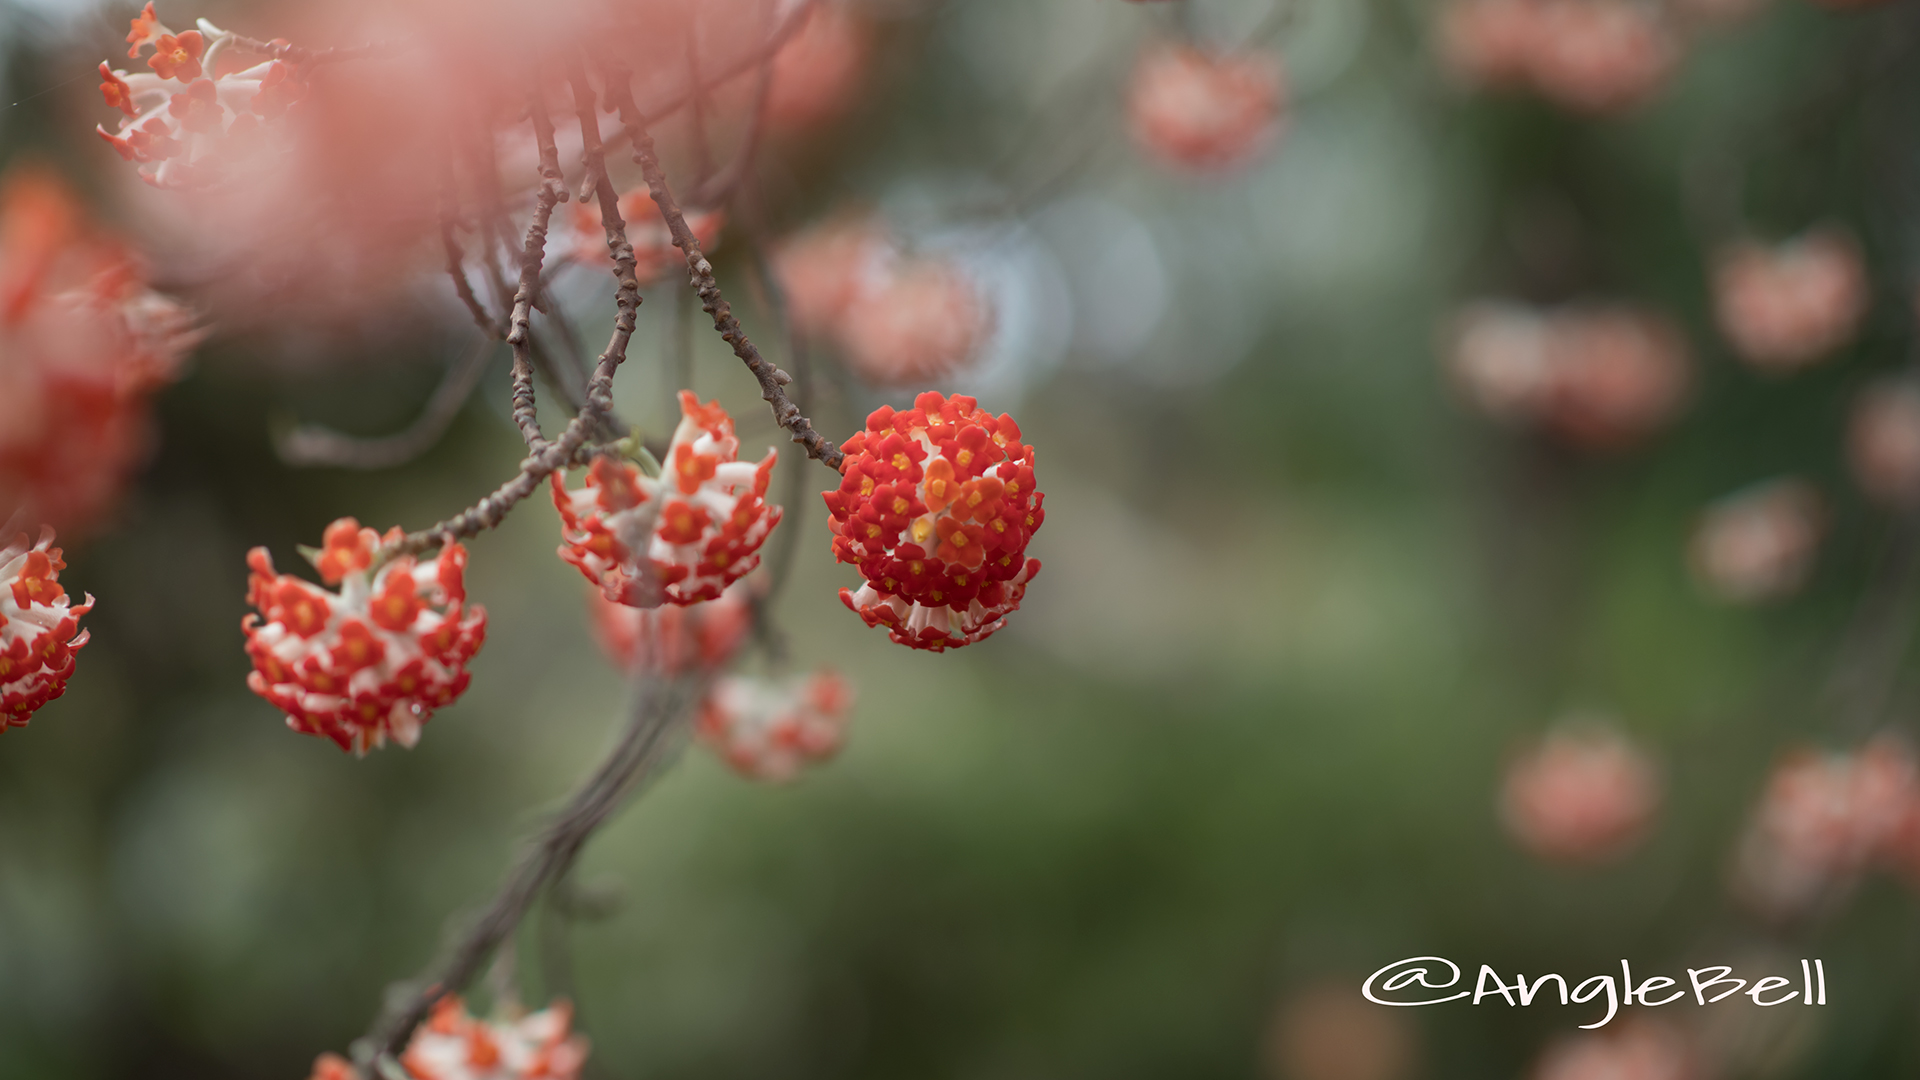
[
  {"left": 1733, "top": 733, "right": 1920, "bottom": 918},
  {"left": 1689, "top": 478, "right": 1823, "bottom": 605},
  {"left": 554, "top": 393, "right": 780, "bottom": 608},
  {"left": 244, "top": 519, "right": 488, "bottom": 755},
  {"left": 1502, "top": 718, "right": 1662, "bottom": 865},
  {"left": 1127, "top": 44, "right": 1285, "bottom": 174},
  {"left": 587, "top": 582, "right": 751, "bottom": 675},
  {"left": 1437, "top": 0, "right": 1679, "bottom": 113},
  {"left": 0, "top": 167, "right": 197, "bottom": 533},
  {"left": 829, "top": 393, "right": 1043, "bottom": 651},
  {"left": 97, "top": 4, "right": 307, "bottom": 187},
  {"left": 1849, "top": 376, "right": 1920, "bottom": 509},
  {"left": 1445, "top": 301, "right": 1690, "bottom": 451},
  {"left": 0, "top": 528, "right": 92, "bottom": 730},
  {"left": 307, "top": 997, "right": 587, "bottom": 1080},
  {"left": 1712, "top": 228, "right": 1866, "bottom": 372},
  {"left": 774, "top": 215, "right": 995, "bottom": 387},
  {"left": 698, "top": 670, "right": 854, "bottom": 780}
]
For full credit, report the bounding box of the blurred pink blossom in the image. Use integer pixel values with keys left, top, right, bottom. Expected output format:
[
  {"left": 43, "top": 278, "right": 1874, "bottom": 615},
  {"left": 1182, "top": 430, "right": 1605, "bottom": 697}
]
[
  {"left": 1502, "top": 718, "right": 1662, "bottom": 865},
  {"left": 1446, "top": 301, "right": 1689, "bottom": 451},
  {"left": 1128, "top": 44, "right": 1285, "bottom": 174},
  {"left": 1713, "top": 228, "right": 1867, "bottom": 372},
  {"left": 1689, "top": 478, "right": 1823, "bottom": 604},
  {"left": 1437, "top": 0, "right": 1679, "bottom": 113},
  {"left": 1735, "top": 734, "right": 1920, "bottom": 917},
  {"left": 1847, "top": 377, "right": 1920, "bottom": 509}
]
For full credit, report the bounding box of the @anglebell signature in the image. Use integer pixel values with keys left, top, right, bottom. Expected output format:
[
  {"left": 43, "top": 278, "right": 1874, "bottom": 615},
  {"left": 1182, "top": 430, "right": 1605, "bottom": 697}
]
[{"left": 1362, "top": 955, "right": 1829, "bottom": 1030}]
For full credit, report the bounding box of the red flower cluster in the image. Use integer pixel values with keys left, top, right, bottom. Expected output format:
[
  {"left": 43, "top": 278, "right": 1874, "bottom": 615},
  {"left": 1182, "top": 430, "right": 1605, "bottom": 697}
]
[
  {"left": 773, "top": 215, "right": 994, "bottom": 387},
  {"left": 827, "top": 393, "right": 1044, "bottom": 651},
  {"left": 243, "top": 519, "right": 488, "bottom": 755},
  {"left": 307, "top": 996, "right": 587, "bottom": 1080},
  {"left": 585, "top": 582, "right": 750, "bottom": 674},
  {"left": 1501, "top": 719, "right": 1662, "bottom": 865},
  {"left": 1437, "top": 0, "right": 1679, "bottom": 114},
  {"left": 553, "top": 393, "right": 781, "bottom": 608},
  {"left": 1713, "top": 228, "right": 1867, "bottom": 372},
  {"left": 0, "top": 528, "right": 93, "bottom": 730},
  {"left": 0, "top": 167, "right": 198, "bottom": 533},
  {"left": 698, "top": 670, "right": 854, "bottom": 781},
  {"left": 1734, "top": 735, "right": 1920, "bottom": 918},
  {"left": 97, "top": 4, "right": 307, "bottom": 187},
  {"left": 1127, "top": 44, "right": 1285, "bottom": 174},
  {"left": 1445, "top": 301, "right": 1690, "bottom": 451}
]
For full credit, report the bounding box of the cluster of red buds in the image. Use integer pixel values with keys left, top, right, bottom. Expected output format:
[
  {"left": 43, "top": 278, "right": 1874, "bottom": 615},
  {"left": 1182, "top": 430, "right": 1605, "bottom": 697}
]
[
  {"left": 96, "top": 4, "right": 305, "bottom": 187},
  {"left": 1688, "top": 478, "right": 1823, "bottom": 605},
  {"left": 1733, "top": 734, "right": 1920, "bottom": 918},
  {"left": 1849, "top": 377, "right": 1920, "bottom": 509},
  {"left": 307, "top": 997, "right": 588, "bottom": 1080},
  {"left": 1127, "top": 44, "right": 1285, "bottom": 174},
  {"left": 243, "top": 519, "right": 488, "bottom": 755},
  {"left": 0, "top": 528, "right": 93, "bottom": 730},
  {"left": 1712, "top": 228, "right": 1866, "bottom": 372},
  {"left": 1501, "top": 718, "right": 1663, "bottom": 865},
  {"left": 1437, "top": 0, "right": 1679, "bottom": 113},
  {"left": 1445, "top": 301, "right": 1690, "bottom": 451},
  {"left": 774, "top": 215, "right": 994, "bottom": 387},
  {"left": 0, "top": 167, "right": 198, "bottom": 533},
  {"left": 698, "top": 670, "right": 855, "bottom": 781},
  {"left": 554, "top": 393, "right": 780, "bottom": 608},
  {"left": 828, "top": 393, "right": 1043, "bottom": 651}
]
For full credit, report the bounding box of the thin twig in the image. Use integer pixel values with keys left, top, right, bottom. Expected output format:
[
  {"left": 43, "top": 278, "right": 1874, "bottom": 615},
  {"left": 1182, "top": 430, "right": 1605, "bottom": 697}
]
[
  {"left": 277, "top": 337, "right": 496, "bottom": 469},
  {"left": 602, "top": 65, "right": 844, "bottom": 472},
  {"left": 354, "top": 673, "right": 709, "bottom": 1066}
]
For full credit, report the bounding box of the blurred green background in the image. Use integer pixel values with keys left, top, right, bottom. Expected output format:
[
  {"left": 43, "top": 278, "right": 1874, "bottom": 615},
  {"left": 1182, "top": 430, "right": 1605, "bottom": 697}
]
[{"left": 4, "top": 0, "right": 1920, "bottom": 1076}]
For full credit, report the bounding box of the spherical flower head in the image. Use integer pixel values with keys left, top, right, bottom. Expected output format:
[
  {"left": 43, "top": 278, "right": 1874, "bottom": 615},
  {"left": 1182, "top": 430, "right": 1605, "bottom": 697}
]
[
  {"left": 837, "top": 256, "right": 995, "bottom": 387},
  {"left": 399, "top": 997, "right": 589, "bottom": 1080},
  {"left": 553, "top": 392, "right": 781, "bottom": 609},
  {"left": 1849, "top": 377, "right": 1920, "bottom": 508},
  {"left": 826, "top": 392, "right": 1044, "bottom": 651},
  {"left": 1539, "top": 306, "right": 1689, "bottom": 451},
  {"left": 1714, "top": 228, "right": 1867, "bottom": 372},
  {"left": 586, "top": 581, "right": 751, "bottom": 674},
  {"left": 698, "top": 670, "right": 855, "bottom": 781},
  {"left": 772, "top": 214, "right": 892, "bottom": 340},
  {"left": 1127, "top": 44, "right": 1285, "bottom": 174},
  {"left": 1500, "top": 717, "right": 1661, "bottom": 864},
  {"left": 0, "top": 527, "right": 94, "bottom": 730},
  {"left": 1524, "top": 0, "right": 1678, "bottom": 114},
  {"left": 242, "top": 518, "right": 488, "bottom": 755},
  {"left": 1734, "top": 735, "right": 1920, "bottom": 918},
  {"left": 1689, "top": 478, "right": 1823, "bottom": 605}
]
